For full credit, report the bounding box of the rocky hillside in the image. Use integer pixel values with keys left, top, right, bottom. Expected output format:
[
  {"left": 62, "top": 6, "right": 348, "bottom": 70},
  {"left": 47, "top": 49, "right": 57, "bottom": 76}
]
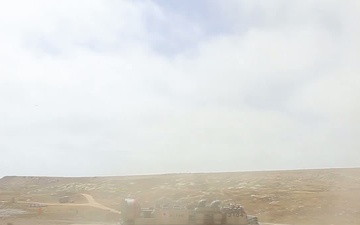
[{"left": 1, "top": 168, "right": 360, "bottom": 225}]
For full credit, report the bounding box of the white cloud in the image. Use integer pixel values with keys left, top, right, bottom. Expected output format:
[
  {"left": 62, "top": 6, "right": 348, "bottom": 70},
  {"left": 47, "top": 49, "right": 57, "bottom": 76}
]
[{"left": 0, "top": 0, "right": 359, "bottom": 176}]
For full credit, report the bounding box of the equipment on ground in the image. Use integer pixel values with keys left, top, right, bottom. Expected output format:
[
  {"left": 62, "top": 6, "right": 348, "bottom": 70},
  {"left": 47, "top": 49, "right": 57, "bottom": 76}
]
[{"left": 120, "top": 199, "right": 259, "bottom": 225}]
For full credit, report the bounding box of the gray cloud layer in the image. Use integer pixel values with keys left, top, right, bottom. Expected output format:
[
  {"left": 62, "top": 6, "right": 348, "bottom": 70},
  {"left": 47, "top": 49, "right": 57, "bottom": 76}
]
[{"left": 0, "top": 0, "right": 359, "bottom": 176}]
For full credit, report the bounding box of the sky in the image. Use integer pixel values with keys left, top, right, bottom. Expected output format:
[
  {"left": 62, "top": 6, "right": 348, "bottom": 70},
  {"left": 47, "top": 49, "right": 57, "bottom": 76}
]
[{"left": 0, "top": 0, "right": 359, "bottom": 177}]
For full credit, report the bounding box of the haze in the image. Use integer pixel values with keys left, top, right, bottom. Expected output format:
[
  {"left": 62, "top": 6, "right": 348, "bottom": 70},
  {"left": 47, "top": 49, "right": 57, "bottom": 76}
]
[{"left": 0, "top": 0, "right": 359, "bottom": 177}]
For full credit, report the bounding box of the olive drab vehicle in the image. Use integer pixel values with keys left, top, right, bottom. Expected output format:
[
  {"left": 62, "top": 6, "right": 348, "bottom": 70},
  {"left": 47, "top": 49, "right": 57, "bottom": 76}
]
[{"left": 120, "top": 199, "right": 259, "bottom": 225}]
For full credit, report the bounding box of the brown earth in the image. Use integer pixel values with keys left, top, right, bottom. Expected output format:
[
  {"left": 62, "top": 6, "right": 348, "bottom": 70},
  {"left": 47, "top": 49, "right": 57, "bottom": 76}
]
[{"left": 0, "top": 168, "right": 359, "bottom": 225}]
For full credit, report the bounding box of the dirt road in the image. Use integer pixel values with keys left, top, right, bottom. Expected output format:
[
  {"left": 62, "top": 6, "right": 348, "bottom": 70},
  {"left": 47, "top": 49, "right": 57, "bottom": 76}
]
[
  {"left": 18, "top": 193, "right": 121, "bottom": 214},
  {"left": 81, "top": 193, "right": 121, "bottom": 214}
]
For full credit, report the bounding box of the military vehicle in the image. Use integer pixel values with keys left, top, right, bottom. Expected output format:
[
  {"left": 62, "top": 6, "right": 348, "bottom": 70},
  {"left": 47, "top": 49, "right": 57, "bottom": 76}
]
[{"left": 120, "top": 199, "right": 259, "bottom": 225}]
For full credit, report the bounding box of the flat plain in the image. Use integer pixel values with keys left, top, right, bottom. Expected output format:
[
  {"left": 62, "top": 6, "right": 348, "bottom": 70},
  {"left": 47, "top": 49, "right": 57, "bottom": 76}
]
[{"left": 0, "top": 168, "right": 359, "bottom": 225}]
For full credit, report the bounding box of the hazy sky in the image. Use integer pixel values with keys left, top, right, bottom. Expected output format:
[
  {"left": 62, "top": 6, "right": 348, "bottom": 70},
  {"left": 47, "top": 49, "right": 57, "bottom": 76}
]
[{"left": 0, "top": 0, "right": 359, "bottom": 177}]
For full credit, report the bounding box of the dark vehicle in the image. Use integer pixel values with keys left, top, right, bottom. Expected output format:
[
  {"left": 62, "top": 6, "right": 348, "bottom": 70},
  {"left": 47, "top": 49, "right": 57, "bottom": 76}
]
[{"left": 58, "top": 196, "right": 70, "bottom": 203}]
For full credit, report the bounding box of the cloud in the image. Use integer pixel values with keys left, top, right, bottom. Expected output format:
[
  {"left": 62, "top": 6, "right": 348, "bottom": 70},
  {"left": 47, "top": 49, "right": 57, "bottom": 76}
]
[{"left": 0, "top": 0, "right": 359, "bottom": 176}]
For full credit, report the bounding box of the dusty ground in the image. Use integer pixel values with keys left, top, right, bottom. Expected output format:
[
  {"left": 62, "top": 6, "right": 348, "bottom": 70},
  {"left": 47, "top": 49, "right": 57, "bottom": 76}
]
[{"left": 0, "top": 168, "right": 359, "bottom": 225}]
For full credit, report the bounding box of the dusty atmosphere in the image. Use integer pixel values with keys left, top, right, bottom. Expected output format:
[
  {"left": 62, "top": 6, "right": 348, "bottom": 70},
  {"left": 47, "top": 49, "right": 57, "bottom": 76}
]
[
  {"left": 1, "top": 1, "right": 359, "bottom": 225},
  {"left": 0, "top": 168, "right": 359, "bottom": 225}
]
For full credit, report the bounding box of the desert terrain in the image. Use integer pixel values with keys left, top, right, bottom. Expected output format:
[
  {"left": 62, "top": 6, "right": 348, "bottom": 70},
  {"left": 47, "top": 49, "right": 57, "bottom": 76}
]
[{"left": 0, "top": 168, "right": 359, "bottom": 225}]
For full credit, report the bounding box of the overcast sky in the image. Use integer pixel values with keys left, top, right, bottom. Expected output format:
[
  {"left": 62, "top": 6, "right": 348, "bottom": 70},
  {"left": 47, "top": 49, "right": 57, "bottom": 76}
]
[{"left": 0, "top": 0, "right": 359, "bottom": 177}]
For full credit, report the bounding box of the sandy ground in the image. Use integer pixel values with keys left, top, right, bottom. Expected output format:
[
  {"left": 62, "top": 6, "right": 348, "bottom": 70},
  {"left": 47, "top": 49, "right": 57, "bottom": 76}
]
[{"left": 0, "top": 168, "right": 359, "bottom": 225}]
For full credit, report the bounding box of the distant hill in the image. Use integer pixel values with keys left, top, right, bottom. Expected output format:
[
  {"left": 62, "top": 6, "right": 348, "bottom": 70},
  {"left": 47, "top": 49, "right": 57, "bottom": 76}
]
[{"left": 1, "top": 168, "right": 360, "bottom": 225}]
